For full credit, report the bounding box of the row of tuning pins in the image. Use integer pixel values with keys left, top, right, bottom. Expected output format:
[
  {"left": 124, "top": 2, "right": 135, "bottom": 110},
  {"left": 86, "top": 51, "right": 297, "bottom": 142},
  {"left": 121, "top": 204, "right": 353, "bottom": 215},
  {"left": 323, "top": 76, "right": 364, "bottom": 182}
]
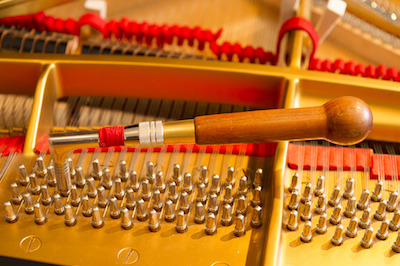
[
  {"left": 5, "top": 156, "right": 264, "bottom": 236},
  {"left": 286, "top": 173, "right": 400, "bottom": 252}
]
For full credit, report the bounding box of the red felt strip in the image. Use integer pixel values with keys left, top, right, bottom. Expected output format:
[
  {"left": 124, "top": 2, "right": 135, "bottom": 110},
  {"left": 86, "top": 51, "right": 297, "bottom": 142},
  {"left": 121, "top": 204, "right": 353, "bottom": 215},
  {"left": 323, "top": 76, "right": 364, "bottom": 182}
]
[
  {"left": 98, "top": 126, "right": 125, "bottom": 147},
  {"left": 370, "top": 154, "right": 400, "bottom": 180}
]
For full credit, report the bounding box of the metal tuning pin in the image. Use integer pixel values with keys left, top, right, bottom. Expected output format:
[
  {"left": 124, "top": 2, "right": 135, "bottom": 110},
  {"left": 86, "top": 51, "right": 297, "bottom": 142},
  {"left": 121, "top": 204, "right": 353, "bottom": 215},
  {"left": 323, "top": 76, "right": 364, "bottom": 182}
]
[
  {"left": 210, "top": 174, "right": 220, "bottom": 195},
  {"left": 194, "top": 202, "right": 205, "bottom": 224},
  {"left": 91, "top": 159, "right": 102, "bottom": 180},
  {"left": 287, "top": 210, "right": 298, "bottom": 231},
  {"left": 314, "top": 175, "right": 325, "bottom": 196},
  {"left": 393, "top": 232, "right": 400, "bottom": 253},
  {"left": 361, "top": 227, "right": 374, "bottom": 248},
  {"left": 172, "top": 163, "right": 181, "bottom": 185},
  {"left": 102, "top": 168, "right": 112, "bottom": 189},
  {"left": 118, "top": 161, "right": 129, "bottom": 182},
  {"left": 251, "top": 186, "right": 262, "bottom": 207},
  {"left": 374, "top": 200, "right": 387, "bottom": 221},
  {"left": 168, "top": 181, "right": 178, "bottom": 203},
  {"left": 346, "top": 217, "right": 358, "bottom": 238},
  {"left": 357, "top": 189, "right": 370, "bottom": 210},
  {"left": 70, "top": 185, "right": 81, "bottom": 207},
  {"left": 301, "top": 201, "right": 312, "bottom": 221},
  {"left": 179, "top": 191, "right": 190, "bottom": 214},
  {"left": 315, "top": 213, "right": 327, "bottom": 234},
  {"left": 67, "top": 158, "right": 75, "bottom": 178},
  {"left": 343, "top": 178, "right": 354, "bottom": 199},
  {"left": 238, "top": 176, "right": 248, "bottom": 196},
  {"left": 251, "top": 205, "right": 263, "bottom": 228},
  {"left": 18, "top": 165, "right": 29, "bottom": 186},
  {"left": 164, "top": 199, "right": 175, "bottom": 222},
  {"left": 287, "top": 190, "right": 299, "bottom": 211},
  {"left": 183, "top": 173, "right": 193, "bottom": 194},
  {"left": 40, "top": 185, "right": 51, "bottom": 206},
  {"left": 390, "top": 210, "right": 400, "bottom": 231},
  {"left": 121, "top": 208, "right": 133, "bottom": 230},
  {"left": 200, "top": 165, "right": 208, "bottom": 186},
  {"left": 328, "top": 186, "right": 341, "bottom": 207},
  {"left": 236, "top": 195, "right": 247, "bottom": 215},
  {"left": 288, "top": 173, "right": 299, "bottom": 193},
  {"left": 208, "top": 193, "right": 219, "bottom": 214},
  {"left": 87, "top": 177, "right": 97, "bottom": 198},
  {"left": 129, "top": 171, "right": 139, "bottom": 192},
  {"left": 221, "top": 204, "right": 233, "bottom": 226},
  {"left": 75, "top": 167, "right": 85, "bottom": 188},
  {"left": 4, "top": 201, "right": 18, "bottom": 223},
  {"left": 34, "top": 203, "right": 47, "bottom": 225},
  {"left": 344, "top": 197, "right": 356, "bottom": 218},
  {"left": 301, "top": 182, "right": 312, "bottom": 203},
  {"left": 376, "top": 219, "right": 390, "bottom": 240},
  {"left": 64, "top": 204, "right": 77, "bottom": 226},
  {"left": 254, "top": 168, "right": 263, "bottom": 187},
  {"left": 155, "top": 171, "right": 166, "bottom": 193},
  {"left": 176, "top": 210, "right": 187, "bottom": 233},
  {"left": 359, "top": 208, "right": 371, "bottom": 229},
  {"left": 205, "top": 212, "right": 217, "bottom": 235},
  {"left": 329, "top": 204, "right": 342, "bottom": 225},
  {"left": 331, "top": 224, "right": 343, "bottom": 246},
  {"left": 387, "top": 191, "right": 398, "bottom": 212},
  {"left": 114, "top": 178, "right": 125, "bottom": 200},
  {"left": 314, "top": 194, "right": 326, "bottom": 214},
  {"left": 371, "top": 181, "right": 383, "bottom": 202},
  {"left": 137, "top": 199, "right": 147, "bottom": 221},
  {"left": 92, "top": 206, "right": 104, "bottom": 228},
  {"left": 97, "top": 186, "right": 108, "bottom": 208},
  {"left": 226, "top": 167, "right": 235, "bottom": 186},
  {"left": 146, "top": 162, "right": 156, "bottom": 183},
  {"left": 54, "top": 193, "right": 65, "bottom": 215},
  {"left": 23, "top": 193, "right": 34, "bottom": 214},
  {"left": 35, "top": 157, "right": 47, "bottom": 177},
  {"left": 47, "top": 165, "right": 57, "bottom": 187},
  {"left": 234, "top": 214, "right": 246, "bottom": 237},
  {"left": 81, "top": 195, "right": 92, "bottom": 217},
  {"left": 196, "top": 183, "right": 207, "bottom": 204},
  {"left": 300, "top": 221, "right": 312, "bottom": 243},
  {"left": 153, "top": 190, "right": 163, "bottom": 212},
  {"left": 223, "top": 185, "right": 234, "bottom": 205},
  {"left": 125, "top": 189, "right": 136, "bottom": 210},
  {"left": 10, "top": 183, "right": 22, "bottom": 205},
  {"left": 148, "top": 209, "right": 160, "bottom": 232},
  {"left": 29, "top": 174, "right": 40, "bottom": 195},
  {"left": 110, "top": 197, "right": 121, "bottom": 219}
]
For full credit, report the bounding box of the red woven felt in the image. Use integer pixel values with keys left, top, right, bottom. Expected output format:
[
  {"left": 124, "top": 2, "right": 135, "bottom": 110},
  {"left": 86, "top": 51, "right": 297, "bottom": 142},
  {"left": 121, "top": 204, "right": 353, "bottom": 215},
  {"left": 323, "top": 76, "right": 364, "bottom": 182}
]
[
  {"left": 370, "top": 154, "right": 400, "bottom": 180},
  {"left": 98, "top": 126, "right": 125, "bottom": 147}
]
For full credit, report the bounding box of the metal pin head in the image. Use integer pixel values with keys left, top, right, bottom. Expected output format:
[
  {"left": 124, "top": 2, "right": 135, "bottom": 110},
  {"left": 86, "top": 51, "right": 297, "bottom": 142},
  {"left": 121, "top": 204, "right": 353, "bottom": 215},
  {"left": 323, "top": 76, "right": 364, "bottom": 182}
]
[
  {"left": 110, "top": 197, "right": 121, "bottom": 219},
  {"left": 346, "top": 217, "right": 358, "bottom": 238},
  {"left": 227, "top": 167, "right": 235, "bottom": 185},
  {"left": 371, "top": 181, "right": 383, "bottom": 202},
  {"left": 234, "top": 214, "right": 246, "bottom": 237},
  {"left": 82, "top": 195, "right": 92, "bottom": 217},
  {"left": 251, "top": 186, "right": 262, "bottom": 207},
  {"left": 29, "top": 174, "right": 40, "bottom": 195},
  {"left": 314, "top": 175, "right": 325, "bottom": 196},
  {"left": 155, "top": 171, "right": 165, "bottom": 193},
  {"left": 176, "top": 210, "right": 187, "bottom": 233},
  {"left": 47, "top": 165, "right": 57, "bottom": 187},
  {"left": 300, "top": 221, "right": 312, "bottom": 243},
  {"left": 200, "top": 165, "right": 208, "bottom": 185},
  {"left": 251, "top": 205, "right": 263, "bottom": 228},
  {"left": 196, "top": 183, "right": 207, "bottom": 204},
  {"left": 137, "top": 199, "right": 147, "bottom": 221},
  {"left": 329, "top": 204, "right": 342, "bottom": 225},
  {"left": 208, "top": 193, "right": 219, "bottom": 214},
  {"left": 344, "top": 197, "right": 356, "bottom": 218},
  {"left": 288, "top": 190, "right": 299, "bottom": 211},
  {"left": 328, "top": 186, "right": 340, "bottom": 207},
  {"left": 146, "top": 161, "right": 155, "bottom": 183},
  {"left": 35, "top": 157, "right": 47, "bottom": 177},
  {"left": 64, "top": 204, "right": 77, "bottom": 227},
  {"left": 92, "top": 206, "right": 104, "bottom": 229},
  {"left": 301, "top": 201, "right": 312, "bottom": 221},
  {"left": 183, "top": 172, "right": 193, "bottom": 194},
  {"left": 91, "top": 159, "right": 102, "bottom": 180},
  {"left": 287, "top": 210, "right": 298, "bottom": 231},
  {"left": 125, "top": 189, "right": 136, "bottom": 210},
  {"left": 153, "top": 190, "right": 163, "bottom": 212},
  {"left": 129, "top": 170, "right": 139, "bottom": 191},
  {"left": 118, "top": 160, "right": 129, "bottom": 181},
  {"left": 236, "top": 195, "right": 247, "bottom": 215},
  {"left": 314, "top": 194, "right": 326, "bottom": 214},
  {"left": 221, "top": 204, "right": 233, "bottom": 226},
  {"left": 97, "top": 186, "right": 108, "bottom": 208},
  {"left": 168, "top": 181, "right": 178, "bottom": 203},
  {"left": 357, "top": 189, "right": 370, "bottom": 210},
  {"left": 164, "top": 199, "right": 175, "bottom": 222},
  {"left": 102, "top": 168, "right": 112, "bottom": 189},
  {"left": 18, "top": 164, "right": 29, "bottom": 186},
  {"left": 205, "top": 212, "right": 217, "bottom": 235},
  {"left": 238, "top": 176, "right": 248, "bottom": 195},
  {"left": 343, "top": 178, "right": 354, "bottom": 199},
  {"left": 387, "top": 191, "right": 398, "bottom": 212},
  {"left": 254, "top": 168, "right": 263, "bottom": 187},
  {"left": 301, "top": 182, "right": 312, "bottom": 203},
  {"left": 289, "top": 172, "right": 299, "bottom": 192},
  {"left": 34, "top": 203, "right": 46, "bottom": 225},
  {"left": 194, "top": 202, "right": 205, "bottom": 224},
  {"left": 148, "top": 209, "right": 160, "bottom": 232},
  {"left": 54, "top": 193, "right": 65, "bottom": 215},
  {"left": 121, "top": 208, "right": 133, "bottom": 230},
  {"left": 316, "top": 213, "right": 327, "bottom": 234},
  {"left": 393, "top": 232, "right": 400, "bottom": 253},
  {"left": 172, "top": 163, "right": 181, "bottom": 185},
  {"left": 23, "top": 193, "right": 34, "bottom": 214},
  {"left": 4, "top": 201, "right": 18, "bottom": 223},
  {"left": 223, "top": 184, "right": 234, "bottom": 205},
  {"left": 359, "top": 207, "right": 371, "bottom": 229},
  {"left": 210, "top": 174, "right": 220, "bottom": 195},
  {"left": 374, "top": 200, "right": 387, "bottom": 221},
  {"left": 376, "top": 219, "right": 390, "bottom": 240},
  {"left": 331, "top": 224, "right": 343, "bottom": 246},
  {"left": 75, "top": 166, "right": 85, "bottom": 188},
  {"left": 67, "top": 158, "right": 75, "bottom": 177},
  {"left": 87, "top": 177, "right": 97, "bottom": 198},
  {"left": 11, "top": 182, "right": 22, "bottom": 205},
  {"left": 361, "top": 227, "right": 374, "bottom": 248},
  {"left": 390, "top": 210, "right": 400, "bottom": 231},
  {"left": 179, "top": 191, "right": 190, "bottom": 214},
  {"left": 70, "top": 185, "right": 81, "bottom": 207},
  {"left": 114, "top": 178, "right": 125, "bottom": 200}
]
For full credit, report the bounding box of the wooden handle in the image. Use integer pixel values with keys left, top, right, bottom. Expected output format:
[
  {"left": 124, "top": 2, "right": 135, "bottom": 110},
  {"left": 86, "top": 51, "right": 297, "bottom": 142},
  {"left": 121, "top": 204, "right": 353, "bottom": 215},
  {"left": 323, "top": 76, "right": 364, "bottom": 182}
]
[{"left": 194, "top": 96, "right": 373, "bottom": 145}]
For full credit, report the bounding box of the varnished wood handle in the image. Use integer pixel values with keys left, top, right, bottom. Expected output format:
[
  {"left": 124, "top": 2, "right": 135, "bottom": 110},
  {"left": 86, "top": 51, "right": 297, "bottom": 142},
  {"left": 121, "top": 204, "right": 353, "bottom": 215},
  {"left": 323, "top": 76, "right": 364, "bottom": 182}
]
[{"left": 194, "top": 96, "right": 373, "bottom": 145}]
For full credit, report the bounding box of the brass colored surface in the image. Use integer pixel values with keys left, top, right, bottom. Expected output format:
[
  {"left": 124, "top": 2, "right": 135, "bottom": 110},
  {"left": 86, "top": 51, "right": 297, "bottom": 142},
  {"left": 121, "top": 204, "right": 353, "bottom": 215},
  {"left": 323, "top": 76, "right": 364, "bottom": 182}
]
[{"left": 163, "top": 120, "right": 196, "bottom": 145}]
